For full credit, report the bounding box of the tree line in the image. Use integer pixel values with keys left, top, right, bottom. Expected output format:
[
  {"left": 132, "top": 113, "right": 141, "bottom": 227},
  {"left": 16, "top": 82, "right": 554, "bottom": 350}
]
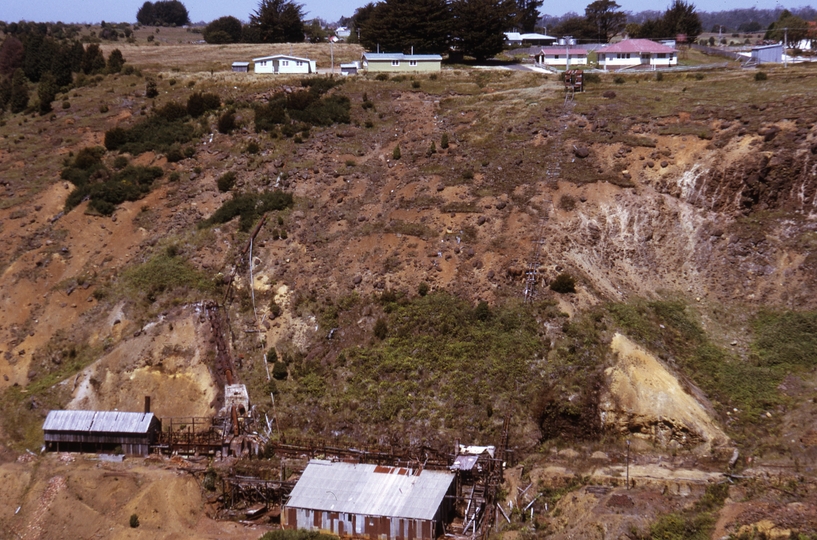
[{"left": 0, "top": 22, "right": 127, "bottom": 115}]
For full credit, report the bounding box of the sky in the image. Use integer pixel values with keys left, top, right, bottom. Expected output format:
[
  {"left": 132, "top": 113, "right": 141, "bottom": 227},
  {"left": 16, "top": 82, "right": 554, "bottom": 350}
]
[{"left": 0, "top": 0, "right": 807, "bottom": 26}]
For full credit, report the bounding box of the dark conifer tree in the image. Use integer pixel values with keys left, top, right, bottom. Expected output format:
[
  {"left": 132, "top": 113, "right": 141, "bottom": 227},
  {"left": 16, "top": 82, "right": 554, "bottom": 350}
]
[
  {"left": 360, "top": 0, "right": 451, "bottom": 54},
  {"left": 248, "top": 0, "right": 306, "bottom": 43},
  {"left": 451, "top": 0, "right": 515, "bottom": 60},
  {"left": 9, "top": 68, "right": 29, "bottom": 113}
]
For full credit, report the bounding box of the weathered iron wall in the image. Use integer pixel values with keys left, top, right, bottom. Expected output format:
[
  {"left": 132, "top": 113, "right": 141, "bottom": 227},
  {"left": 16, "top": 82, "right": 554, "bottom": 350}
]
[{"left": 283, "top": 508, "right": 437, "bottom": 540}]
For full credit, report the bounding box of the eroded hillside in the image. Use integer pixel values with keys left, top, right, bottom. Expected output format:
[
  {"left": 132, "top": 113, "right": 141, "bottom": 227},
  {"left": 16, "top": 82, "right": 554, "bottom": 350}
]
[{"left": 2, "top": 44, "right": 817, "bottom": 538}]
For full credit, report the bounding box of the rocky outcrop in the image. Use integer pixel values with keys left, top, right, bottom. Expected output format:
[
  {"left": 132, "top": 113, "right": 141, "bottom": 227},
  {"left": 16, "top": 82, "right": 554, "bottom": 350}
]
[{"left": 600, "top": 333, "right": 730, "bottom": 453}]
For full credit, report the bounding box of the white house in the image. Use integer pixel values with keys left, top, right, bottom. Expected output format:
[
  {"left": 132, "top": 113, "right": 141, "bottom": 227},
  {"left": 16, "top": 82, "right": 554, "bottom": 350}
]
[
  {"left": 534, "top": 47, "right": 588, "bottom": 67},
  {"left": 253, "top": 54, "right": 317, "bottom": 74},
  {"left": 361, "top": 53, "right": 442, "bottom": 73},
  {"left": 597, "top": 39, "right": 678, "bottom": 70},
  {"left": 335, "top": 26, "right": 351, "bottom": 40},
  {"left": 504, "top": 32, "right": 557, "bottom": 46}
]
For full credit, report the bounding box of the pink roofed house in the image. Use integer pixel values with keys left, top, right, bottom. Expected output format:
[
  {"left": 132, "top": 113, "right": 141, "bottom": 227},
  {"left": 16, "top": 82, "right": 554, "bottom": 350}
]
[{"left": 597, "top": 39, "right": 678, "bottom": 70}]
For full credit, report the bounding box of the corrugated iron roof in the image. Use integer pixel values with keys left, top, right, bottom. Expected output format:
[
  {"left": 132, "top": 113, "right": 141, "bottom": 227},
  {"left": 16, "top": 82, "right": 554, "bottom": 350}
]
[
  {"left": 536, "top": 48, "right": 588, "bottom": 56},
  {"left": 362, "top": 53, "right": 443, "bottom": 61},
  {"left": 451, "top": 454, "right": 480, "bottom": 471},
  {"left": 43, "top": 410, "right": 157, "bottom": 434},
  {"left": 286, "top": 460, "right": 454, "bottom": 520},
  {"left": 598, "top": 39, "right": 677, "bottom": 54},
  {"left": 252, "top": 54, "right": 314, "bottom": 62}
]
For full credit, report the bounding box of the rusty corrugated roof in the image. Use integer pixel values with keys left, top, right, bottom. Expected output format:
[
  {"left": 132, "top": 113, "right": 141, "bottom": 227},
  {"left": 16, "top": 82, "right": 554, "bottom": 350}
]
[
  {"left": 43, "top": 410, "right": 156, "bottom": 434},
  {"left": 286, "top": 459, "right": 454, "bottom": 520}
]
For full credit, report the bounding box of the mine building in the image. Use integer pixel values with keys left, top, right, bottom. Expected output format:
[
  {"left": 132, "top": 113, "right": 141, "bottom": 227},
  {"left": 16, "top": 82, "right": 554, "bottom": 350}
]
[
  {"left": 283, "top": 459, "right": 456, "bottom": 540},
  {"left": 43, "top": 409, "right": 161, "bottom": 456}
]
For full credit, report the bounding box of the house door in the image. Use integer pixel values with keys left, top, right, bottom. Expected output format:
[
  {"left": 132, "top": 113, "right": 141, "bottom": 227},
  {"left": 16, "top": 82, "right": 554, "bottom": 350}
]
[{"left": 640, "top": 53, "right": 650, "bottom": 65}]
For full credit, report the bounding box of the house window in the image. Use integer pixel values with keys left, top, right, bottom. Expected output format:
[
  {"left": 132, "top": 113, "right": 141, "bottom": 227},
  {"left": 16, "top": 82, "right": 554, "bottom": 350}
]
[
  {"left": 282, "top": 60, "right": 289, "bottom": 66},
  {"left": 261, "top": 61, "right": 267, "bottom": 66},
  {"left": 657, "top": 53, "right": 666, "bottom": 58},
  {"left": 391, "top": 60, "right": 400, "bottom": 66},
  {"left": 409, "top": 60, "right": 417, "bottom": 66},
  {"left": 555, "top": 55, "right": 560, "bottom": 59},
  {"left": 297, "top": 61, "right": 304, "bottom": 66}
]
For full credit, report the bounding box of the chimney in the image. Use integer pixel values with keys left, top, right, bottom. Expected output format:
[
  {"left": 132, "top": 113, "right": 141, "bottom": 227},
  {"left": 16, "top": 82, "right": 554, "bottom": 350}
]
[{"left": 144, "top": 396, "right": 151, "bottom": 414}]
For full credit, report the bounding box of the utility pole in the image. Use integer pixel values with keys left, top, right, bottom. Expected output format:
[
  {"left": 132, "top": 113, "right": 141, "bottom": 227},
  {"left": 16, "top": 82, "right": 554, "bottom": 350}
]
[
  {"left": 626, "top": 439, "right": 631, "bottom": 490},
  {"left": 784, "top": 27, "right": 788, "bottom": 68}
]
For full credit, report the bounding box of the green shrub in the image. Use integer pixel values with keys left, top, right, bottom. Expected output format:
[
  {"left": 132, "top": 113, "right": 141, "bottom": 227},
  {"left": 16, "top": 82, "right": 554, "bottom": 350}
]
[
  {"left": 165, "top": 144, "right": 184, "bottom": 162},
  {"left": 550, "top": 273, "right": 576, "bottom": 293},
  {"left": 155, "top": 101, "right": 188, "bottom": 121},
  {"left": 411, "top": 80, "right": 421, "bottom": 89},
  {"left": 755, "top": 71, "right": 767, "bottom": 81},
  {"left": 440, "top": 133, "right": 449, "bottom": 149},
  {"left": 104, "top": 115, "right": 196, "bottom": 155},
  {"left": 266, "top": 349, "right": 278, "bottom": 362},
  {"left": 113, "top": 155, "right": 129, "bottom": 169},
  {"left": 186, "top": 91, "right": 221, "bottom": 117},
  {"left": 217, "top": 171, "right": 236, "bottom": 192},
  {"left": 129, "top": 514, "right": 140, "bottom": 528},
  {"left": 373, "top": 318, "right": 388, "bottom": 340},
  {"left": 124, "top": 248, "right": 213, "bottom": 301},
  {"left": 217, "top": 110, "right": 236, "bottom": 134},
  {"left": 272, "top": 361, "right": 288, "bottom": 380},
  {"left": 392, "top": 145, "right": 401, "bottom": 160},
  {"left": 169, "top": 171, "right": 180, "bottom": 182},
  {"left": 145, "top": 79, "right": 158, "bottom": 98},
  {"left": 375, "top": 73, "right": 389, "bottom": 81},
  {"left": 655, "top": 72, "right": 664, "bottom": 81},
  {"left": 200, "top": 190, "right": 294, "bottom": 232},
  {"left": 418, "top": 282, "right": 429, "bottom": 296},
  {"left": 583, "top": 73, "right": 601, "bottom": 83},
  {"left": 614, "top": 76, "right": 625, "bottom": 84},
  {"left": 64, "top": 164, "right": 164, "bottom": 215},
  {"left": 246, "top": 141, "right": 260, "bottom": 154}
]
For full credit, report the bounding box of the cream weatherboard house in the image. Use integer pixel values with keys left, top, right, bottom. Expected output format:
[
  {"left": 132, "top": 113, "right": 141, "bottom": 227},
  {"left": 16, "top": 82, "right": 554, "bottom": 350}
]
[
  {"left": 534, "top": 47, "right": 589, "bottom": 67},
  {"left": 597, "top": 39, "right": 678, "bottom": 70},
  {"left": 361, "top": 53, "right": 442, "bottom": 73},
  {"left": 253, "top": 54, "right": 317, "bottom": 74}
]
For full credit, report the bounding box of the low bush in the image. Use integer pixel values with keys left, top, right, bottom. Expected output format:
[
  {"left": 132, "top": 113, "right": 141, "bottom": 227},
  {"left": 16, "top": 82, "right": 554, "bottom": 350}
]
[
  {"left": 130, "top": 514, "right": 140, "bottom": 528},
  {"left": 65, "top": 164, "right": 163, "bottom": 215},
  {"left": 550, "top": 273, "right": 576, "bottom": 293},
  {"left": 755, "top": 71, "right": 767, "bottom": 81},
  {"left": 614, "top": 76, "right": 625, "bottom": 84},
  {"left": 154, "top": 101, "right": 188, "bottom": 121},
  {"left": 186, "top": 91, "right": 221, "bottom": 117},
  {"left": 124, "top": 248, "right": 214, "bottom": 302},
  {"left": 272, "top": 361, "right": 288, "bottom": 380},
  {"left": 583, "top": 73, "right": 601, "bottom": 83},
  {"left": 104, "top": 115, "right": 196, "bottom": 155},
  {"left": 217, "top": 110, "right": 236, "bottom": 134},
  {"left": 254, "top": 80, "right": 350, "bottom": 133},
  {"left": 200, "top": 190, "right": 294, "bottom": 232},
  {"left": 217, "top": 171, "right": 236, "bottom": 192}
]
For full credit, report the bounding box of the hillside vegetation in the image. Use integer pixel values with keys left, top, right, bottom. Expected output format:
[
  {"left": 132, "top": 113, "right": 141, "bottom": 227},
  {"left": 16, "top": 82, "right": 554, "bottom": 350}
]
[{"left": 1, "top": 37, "right": 817, "bottom": 539}]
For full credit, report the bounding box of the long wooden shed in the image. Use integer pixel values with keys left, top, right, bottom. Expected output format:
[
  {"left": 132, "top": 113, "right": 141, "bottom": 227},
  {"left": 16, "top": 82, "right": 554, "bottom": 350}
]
[
  {"left": 283, "top": 460, "right": 455, "bottom": 540},
  {"left": 43, "top": 410, "right": 161, "bottom": 456}
]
